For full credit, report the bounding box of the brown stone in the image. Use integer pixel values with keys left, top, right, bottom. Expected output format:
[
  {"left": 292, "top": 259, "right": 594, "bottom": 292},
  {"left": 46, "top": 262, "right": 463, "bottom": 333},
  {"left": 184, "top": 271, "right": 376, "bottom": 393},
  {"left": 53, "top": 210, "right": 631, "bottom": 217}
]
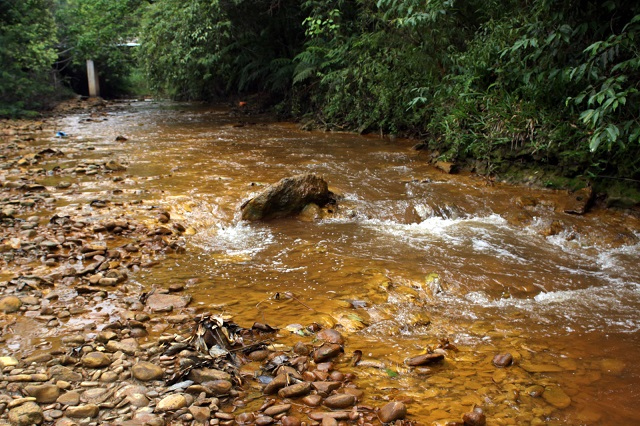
[
  {"left": 81, "top": 352, "right": 111, "bottom": 368},
  {"left": 24, "top": 384, "right": 60, "bottom": 403},
  {"left": 188, "top": 367, "right": 231, "bottom": 383},
  {"left": 492, "top": 353, "right": 513, "bottom": 368},
  {"left": 65, "top": 404, "right": 99, "bottom": 418},
  {"left": 463, "top": 410, "right": 487, "bottom": 426},
  {"left": 302, "top": 394, "right": 323, "bottom": 407},
  {"left": 281, "top": 416, "right": 301, "bottom": 426},
  {"left": 323, "top": 394, "right": 356, "bottom": 409},
  {"left": 313, "top": 343, "right": 342, "bottom": 363},
  {"left": 263, "top": 403, "right": 291, "bottom": 417},
  {"left": 189, "top": 406, "right": 211, "bottom": 422},
  {"left": 0, "top": 296, "right": 22, "bottom": 313},
  {"left": 263, "top": 373, "right": 288, "bottom": 395},
  {"left": 378, "top": 401, "right": 407, "bottom": 423},
  {"left": 277, "top": 382, "right": 312, "bottom": 399},
  {"left": 311, "top": 381, "right": 341, "bottom": 395},
  {"left": 405, "top": 353, "right": 444, "bottom": 366},
  {"left": 8, "top": 402, "right": 44, "bottom": 425},
  {"left": 241, "top": 174, "right": 335, "bottom": 221},
  {"left": 317, "top": 329, "right": 344, "bottom": 345},
  {"left": 131, "top": 361, "right": 164, "bottom": 381}
]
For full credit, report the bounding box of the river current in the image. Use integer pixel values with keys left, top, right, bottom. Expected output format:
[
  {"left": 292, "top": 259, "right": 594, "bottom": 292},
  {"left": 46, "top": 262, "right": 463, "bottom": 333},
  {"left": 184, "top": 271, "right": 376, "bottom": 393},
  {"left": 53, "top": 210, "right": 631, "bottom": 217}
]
[{"left": 50, "top": 101, "right": 640, "bottom": 424}]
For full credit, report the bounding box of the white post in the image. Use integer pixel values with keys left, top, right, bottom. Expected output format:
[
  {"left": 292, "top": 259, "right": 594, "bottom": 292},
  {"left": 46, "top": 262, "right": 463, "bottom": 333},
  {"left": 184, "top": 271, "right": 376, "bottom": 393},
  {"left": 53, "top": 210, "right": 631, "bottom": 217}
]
[{"left": 86, "top": 59, "right": 100, "bottom": 97}]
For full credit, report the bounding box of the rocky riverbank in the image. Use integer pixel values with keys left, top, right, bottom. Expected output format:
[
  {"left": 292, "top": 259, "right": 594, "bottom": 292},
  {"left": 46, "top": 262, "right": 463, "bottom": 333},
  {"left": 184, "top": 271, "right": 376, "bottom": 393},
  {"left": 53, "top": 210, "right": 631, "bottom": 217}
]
[{"left": 0, "top": 100, "right": 441, "bottom": 426}]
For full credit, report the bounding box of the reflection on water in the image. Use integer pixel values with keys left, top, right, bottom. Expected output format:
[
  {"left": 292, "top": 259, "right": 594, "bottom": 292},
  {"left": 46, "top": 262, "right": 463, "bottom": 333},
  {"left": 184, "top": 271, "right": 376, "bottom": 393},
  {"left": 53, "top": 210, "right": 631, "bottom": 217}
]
[{"left": 50, "top": 101, "right": 640, "bottom": 424}]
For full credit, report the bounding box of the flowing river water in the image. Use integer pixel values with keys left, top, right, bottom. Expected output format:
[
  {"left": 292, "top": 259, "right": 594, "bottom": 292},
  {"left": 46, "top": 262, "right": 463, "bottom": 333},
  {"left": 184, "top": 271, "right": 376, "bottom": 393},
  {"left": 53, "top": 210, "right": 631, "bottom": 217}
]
[{"left": 10, "top": 101, "right": 640, "bottom": 424}]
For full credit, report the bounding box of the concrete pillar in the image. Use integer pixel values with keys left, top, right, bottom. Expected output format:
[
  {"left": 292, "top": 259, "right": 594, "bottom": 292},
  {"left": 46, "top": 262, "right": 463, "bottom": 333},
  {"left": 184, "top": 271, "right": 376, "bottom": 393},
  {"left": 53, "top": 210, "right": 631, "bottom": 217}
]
[{"left": 86, "top": 59, "right": 100, "bottom": 97}]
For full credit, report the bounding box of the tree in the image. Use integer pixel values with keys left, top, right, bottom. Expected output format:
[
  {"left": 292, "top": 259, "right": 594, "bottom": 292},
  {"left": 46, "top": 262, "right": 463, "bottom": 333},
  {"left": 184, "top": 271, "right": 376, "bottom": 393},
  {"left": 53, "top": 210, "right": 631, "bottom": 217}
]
[{"left": 0, "top": 0, "right": 58, "bottom": 116}]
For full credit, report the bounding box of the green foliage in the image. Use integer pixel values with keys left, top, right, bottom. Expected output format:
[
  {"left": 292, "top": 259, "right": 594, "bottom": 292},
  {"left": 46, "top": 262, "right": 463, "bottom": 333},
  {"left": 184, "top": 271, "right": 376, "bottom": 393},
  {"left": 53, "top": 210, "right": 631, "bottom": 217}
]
[
  {"left": 54, "top": 0, "right": 146, "bottom": 96},
  {"left": 0, "top": 0, "right": 59, "bottom": 116}
]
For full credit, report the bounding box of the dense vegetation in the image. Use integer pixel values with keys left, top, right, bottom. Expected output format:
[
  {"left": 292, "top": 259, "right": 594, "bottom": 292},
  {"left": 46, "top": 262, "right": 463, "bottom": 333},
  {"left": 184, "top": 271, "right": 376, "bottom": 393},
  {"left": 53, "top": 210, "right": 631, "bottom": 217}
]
[{"left": 2, "top": 0, "right": 639, "bottom": 189}]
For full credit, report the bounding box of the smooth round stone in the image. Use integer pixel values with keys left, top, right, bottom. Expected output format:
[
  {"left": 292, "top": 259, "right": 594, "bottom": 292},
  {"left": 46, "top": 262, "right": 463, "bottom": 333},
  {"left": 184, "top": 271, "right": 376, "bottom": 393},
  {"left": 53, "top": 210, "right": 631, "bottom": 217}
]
[
  {"left": 281, "top": 416, "right": 301, "bottom": 426},
  {"left": 492, "top": 353, "right": 513, "bottom": 368},
  {"left": 131, "top": 361, "right": 164, "bottom": 381},
  {"left": 378, "top": 401, "right": 407, "bottom": 423},
  {"left": 57, "top": 391, "right": 81, "bottom": 406},
  {"left": 127, "top": 393, "right": 150, "bottom": 407},
  {"left": 302, "top": 394, "right": 323, "bottom": 407},
  {"left": 463, "top": 410, "right": 486, "bottom": 426},
  {"left": 81, "top": 352, "right": 111, "bottom": 368},
  {"left": 317, "top": 329, "right": 345, "bottom": 345},
  {"left": 323, "top": 394, "right": 356, "bottom": 409},
  {"left": 236, "top": 412, "right": 255, "bottom": 424},
  {"left": 156, "top": 394, "right": 188, "bottom": 412},
  {"left": 0, "top": 295, "right": 22, "bottom": 313}
]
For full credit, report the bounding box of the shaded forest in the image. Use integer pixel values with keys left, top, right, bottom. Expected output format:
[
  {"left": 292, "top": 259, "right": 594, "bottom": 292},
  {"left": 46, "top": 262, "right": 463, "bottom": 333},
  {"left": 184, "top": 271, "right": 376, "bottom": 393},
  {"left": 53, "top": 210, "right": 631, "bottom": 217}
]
[{"left": 2, "top": 0, "right": 639, "bottom": 192}]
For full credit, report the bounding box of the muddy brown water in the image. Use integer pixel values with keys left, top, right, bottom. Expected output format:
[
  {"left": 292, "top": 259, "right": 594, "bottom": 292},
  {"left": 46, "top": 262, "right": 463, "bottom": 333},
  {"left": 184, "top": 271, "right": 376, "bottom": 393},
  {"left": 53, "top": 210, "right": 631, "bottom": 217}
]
[{"left": 6, "top": 101, "right": 640, "bottom": 424}]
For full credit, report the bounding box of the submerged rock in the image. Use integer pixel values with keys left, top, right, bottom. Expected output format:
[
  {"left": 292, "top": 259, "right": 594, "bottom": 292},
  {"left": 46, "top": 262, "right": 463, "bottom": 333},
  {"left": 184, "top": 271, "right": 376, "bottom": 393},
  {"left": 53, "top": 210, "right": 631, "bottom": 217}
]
[{"left": 241, "top": 174, "right": 335, "bottom": 221}]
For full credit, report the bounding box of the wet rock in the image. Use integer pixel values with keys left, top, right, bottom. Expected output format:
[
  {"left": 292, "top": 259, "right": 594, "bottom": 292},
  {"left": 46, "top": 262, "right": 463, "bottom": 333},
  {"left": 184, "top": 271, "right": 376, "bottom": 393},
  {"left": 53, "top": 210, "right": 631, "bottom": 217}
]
[
  {"left": 65, "top": 404, "right": 99, "bottom": 418},
  {"left": 312, "top": 381, "right": 341, "bottom": 395},
  {"left": 24, "top": 384, "right": 60, "bottom": 403},
  {"left": 313, "top": 343, "right": 342, "bottom": 363},
  {"left": 131, "top": 361, "right": 164, "bottom": 381},
  {"left": 378, "top": 401, "right": 407, "bottom": 423},
  {"left": 256, "top": 415, "right": 275, "bottom": 425},
  {"left": 204, "top": 379, "right": 232, "bottom": 395},
  {"left": 241, "top": 174, "right": 335, "bottom": 221},
  {"left": 8, "top": 401, "right": 44, "bottom": 425},
  {"left": 463, "top": 409, "right": 486, "bottom": 426},
  {"left": 323, "top": 394, "right": 356, "bottom": 409},
  {"left": 542, "top": 386, "right": 571, "bottom": 409},
  {"left": 81, "top": 352, "right": 111, "bottom": 368},
  {"left": 492, "top": 353, "right": 513, "bottom": 368},
  {"left": 302, "top": 394, "right": 323, "bottom": 407},
  {"left": 156, "top": 394, "right": 188, "bottom": 412},
  {"left": 317, "top": 329, "right": 344, "bottom": 345},
  {"left": 278, "top": 382, "right": 312, "bottom": 399},
  {"left": 263, "top": 403, "right": 291, "bottom": 417},
  {"left": 0, "top": 295, "right": 22, "bottom": 313},
  {"left": 405, "top": 353, "right": 444, "bottom": 366},
  {"left": 322, "top": 417, "right": 338, "bottom": 426},
  {"left": 281, "top": 416, "right": 301, "bottom": 426},
  {"left": 563, "top": 186, "right": 593, "bottom": 215}
]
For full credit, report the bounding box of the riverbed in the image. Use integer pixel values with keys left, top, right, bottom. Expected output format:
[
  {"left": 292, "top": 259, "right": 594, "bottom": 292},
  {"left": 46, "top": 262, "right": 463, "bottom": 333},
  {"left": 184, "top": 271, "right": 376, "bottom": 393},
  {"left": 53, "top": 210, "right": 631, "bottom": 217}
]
[{"left": 2, "top": 100, "right": 640, "bottom": 425}]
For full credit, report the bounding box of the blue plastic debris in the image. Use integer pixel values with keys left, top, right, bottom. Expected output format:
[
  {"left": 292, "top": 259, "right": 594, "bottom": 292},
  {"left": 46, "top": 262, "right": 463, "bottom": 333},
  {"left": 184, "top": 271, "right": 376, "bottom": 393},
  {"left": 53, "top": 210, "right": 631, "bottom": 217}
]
[{"left": 55, "top": 131, "right": 67, "bottom": 138}]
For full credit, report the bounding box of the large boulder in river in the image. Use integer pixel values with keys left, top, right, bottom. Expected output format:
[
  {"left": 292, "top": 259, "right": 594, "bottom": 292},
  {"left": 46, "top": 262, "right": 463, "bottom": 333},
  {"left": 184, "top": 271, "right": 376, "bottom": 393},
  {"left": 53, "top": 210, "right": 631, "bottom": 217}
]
[{"left": 241, "top": 174, "right": 335, "bottom": 221}]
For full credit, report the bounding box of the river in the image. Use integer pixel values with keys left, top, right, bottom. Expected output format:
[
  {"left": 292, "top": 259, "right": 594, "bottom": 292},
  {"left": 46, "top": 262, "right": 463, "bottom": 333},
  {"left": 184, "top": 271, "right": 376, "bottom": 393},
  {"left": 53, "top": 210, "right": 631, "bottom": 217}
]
[{"left": 44, "top": 101, "right": 640, "bottom": 424}]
